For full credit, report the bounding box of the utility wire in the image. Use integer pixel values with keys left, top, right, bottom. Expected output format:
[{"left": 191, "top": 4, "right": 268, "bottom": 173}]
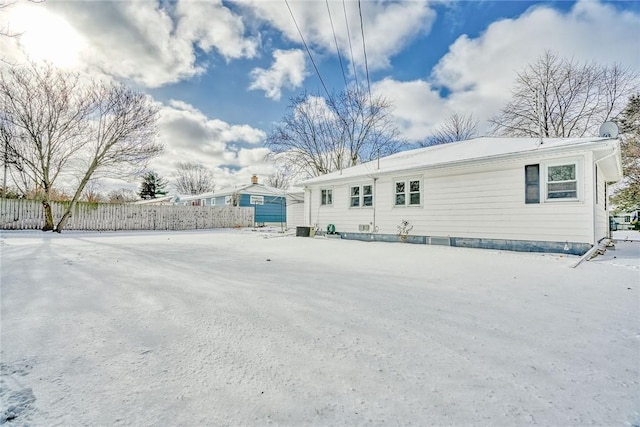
[
  {"left": 326, "top": 0, "right": 348, "bottom": 88},
  {"left": 342, "top": 0, "right": 359, "bottom": 89},
  {"left": 284, "top": 0, "right": 331, "bottom": 100},
  {"left": 357, "top": 0, "right": 372, "bottom": 99}
]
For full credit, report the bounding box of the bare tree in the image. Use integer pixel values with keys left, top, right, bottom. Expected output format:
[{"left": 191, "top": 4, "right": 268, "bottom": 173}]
[
  {"left": 611, "top": 94, "right": 640, "bottom": 211},
  {"left": 266, "top": 86, "right": 404, "bottom": 178},
  {"left": 0, "top": 61, "right": 162, "bottom": 232},
  {"left": 81, "top": 180, "right": 104, "bottom": 203},
  {"left": 0, "top": 63, "right": 95, "bottom": 229},
  {"left": 490, "top": 51, "right": 639, "bottom": 138},
  {"left": 107, "top": 187, "right": 137, "bottom": 204},
  {"left": 173, "top": 162, "right": 215, "bottom": 195},
  {"left": 266, "top": 166, "right": 293, "bottom": 190},
  {"left": 420, "top": 113, "right": 479, "bottom": 147}
]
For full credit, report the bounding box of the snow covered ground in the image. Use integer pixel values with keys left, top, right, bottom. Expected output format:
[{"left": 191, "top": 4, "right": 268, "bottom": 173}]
[{"left": 1, "top": 229, "right": 638, "bottom": 426}]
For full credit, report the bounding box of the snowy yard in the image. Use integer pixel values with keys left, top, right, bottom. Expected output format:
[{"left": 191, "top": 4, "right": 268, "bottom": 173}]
[{"left": 1, "top": 229, "right": 638, "bottom": 426}]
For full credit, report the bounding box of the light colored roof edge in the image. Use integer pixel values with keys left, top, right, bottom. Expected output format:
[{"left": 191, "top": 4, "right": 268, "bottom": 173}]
[
  {"left": 181, "top": 184, "right": 288, "bottom": 199},
  {"left": 301, "top": 136, "right": 616, "bottom": 186}
]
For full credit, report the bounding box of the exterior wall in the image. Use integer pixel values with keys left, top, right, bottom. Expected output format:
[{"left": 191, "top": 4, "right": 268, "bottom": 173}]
[
  {"left": 238, "top": 194, "right": 286, "bottom": 223},
  {"left": 307, "top": 151, "right": 599, "bottom": 247},
  {"left": 286, "top": 198, "right": 305, "bottom": 229},
  {"left": 593, "top": 161, "right": 609, "bottom": 241}
]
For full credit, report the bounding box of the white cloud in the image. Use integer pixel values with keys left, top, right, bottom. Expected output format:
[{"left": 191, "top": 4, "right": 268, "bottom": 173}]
[
  {"left": 175, "top": 0, "right": 258, "bottom": 60},
  {"left": 249, "top": 49, "right": 308, "bottom": 100},
  {"left": 0, "top": 0, "right": 259, "bottom": 88},
  {"left": 375, "top": 0, "right": 640, "bottom": 142},
  {"left": 238, "top": 0, "right": 435, "bottom": 72},
  {"left": 148, "top": 101, "right": 267, "bottom": 189}
]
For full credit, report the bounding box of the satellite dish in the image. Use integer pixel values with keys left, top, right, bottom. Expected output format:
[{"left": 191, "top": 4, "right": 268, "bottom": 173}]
[{"left": 599, "top": 121, "right": 619, "bottom": 138}]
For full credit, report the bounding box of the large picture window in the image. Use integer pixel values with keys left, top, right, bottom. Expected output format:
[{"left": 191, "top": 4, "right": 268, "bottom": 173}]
[
  {"left": 395, "top": 179, "right": 421, "bottom": 206},
  {"left": 547, "top": 164, "right": 577, "bottom": 199}
]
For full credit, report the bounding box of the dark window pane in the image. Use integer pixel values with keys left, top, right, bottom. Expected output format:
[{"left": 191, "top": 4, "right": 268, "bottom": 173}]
[
  {"left": 351, "top": 197, "right": 360, "bottom": 207},
  {"left": 395, "top": 194, "right": 405, "bottom": 205},
  {"left": 363, "top": 185, "right": 372, "bottom": 195},
  {"left": 351, "top": 186, "right": 360, "bottom": 196},
  {"left": 396, "top": 182, "right": 405, "bottom": 193},
  {"left": 525, "top": 165, "right": 540, "bottom": 204},
  {"left": 363, "top": 196, "right": 373, "bottom": 207},
  {"left": 410, "top": 180, "right": 420, "bottom": 192},
  {"left": 525, "top": 164, "right": 539, "bottom": 183},
  {"left": 409, "top": 193, "right": 420, "bottom": 205}
]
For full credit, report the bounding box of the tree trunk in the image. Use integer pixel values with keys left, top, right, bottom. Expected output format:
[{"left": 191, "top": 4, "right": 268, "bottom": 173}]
[
  {"left": 55, "top": 203, "right": 74, "bottom": 233},
  {"left": 42, "top": 200, "right": 54, "bottom": 231}
]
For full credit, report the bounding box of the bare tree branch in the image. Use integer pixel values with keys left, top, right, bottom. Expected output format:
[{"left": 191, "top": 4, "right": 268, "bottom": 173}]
[
  {"left": 266, "top": 86, "right": 405, "bottom": 178},
  {"left": 490, "top": 51, "right": 640, "bottom": 137},
  {"left": 420, "top": 113, "right": 479, "bottom": 147},
  {"left": 173, "top": 162, "right": 215, "bottom": 195}
]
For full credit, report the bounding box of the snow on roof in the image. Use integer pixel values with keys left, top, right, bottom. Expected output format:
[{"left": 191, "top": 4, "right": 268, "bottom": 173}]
[
  {"left": 302, "top": 136, "right": 615, "bottom": 185},
  {"left": 180, "top": 184, "right": 286, "bottom": 201}
]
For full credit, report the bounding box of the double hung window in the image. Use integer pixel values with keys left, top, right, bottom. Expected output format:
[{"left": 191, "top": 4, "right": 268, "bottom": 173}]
[
  {"left": 350, "top": 184, "right": 373, "bottom": 207},
  {"left": 321, "top": 189, "right": 333, "bottom": 206},
  {"left": 395, "top": 179, "right": 421, "bottom": 206}
]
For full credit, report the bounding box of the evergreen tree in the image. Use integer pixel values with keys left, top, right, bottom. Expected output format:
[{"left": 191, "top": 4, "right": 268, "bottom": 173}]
[
  {"left": 611, "top": 94, "right": 640, "bottom": 212},
  {"left": 139, "top": 171, "right": 168, "bottom": 200}
]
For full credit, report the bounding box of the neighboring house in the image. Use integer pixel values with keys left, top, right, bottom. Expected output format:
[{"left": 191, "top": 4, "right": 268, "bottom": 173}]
[
  {"left": 301, "top": 136, "right": 622, "bottom": 255},
  {"left": 610, "top": 210, "right": 639, "bottom": 230},
  {"left": 180, "top": 175, "right": 287, "bottom": 224},
  {"left": 133, "top": 195, "right": 182, "bottom": 205}
]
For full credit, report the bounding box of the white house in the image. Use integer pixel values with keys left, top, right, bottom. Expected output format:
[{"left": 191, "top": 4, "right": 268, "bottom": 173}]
[
  {"left": 610, "top": 210, "right": 639, "bottom": 230},
  {"left": 301, "top": 136, "right": 623, "bottom": 255}
]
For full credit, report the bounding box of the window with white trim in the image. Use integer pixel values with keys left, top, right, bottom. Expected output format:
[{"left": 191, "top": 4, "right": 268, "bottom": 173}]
[
  {"left": 395, "top": 179, "right": 421, "bottom": 206},
  {"left": 546, "top": 163, "right": 577, "bottom": 199},
  {"left": 321, "top": 189, "right": 333, "bottom": 206},
  {"left": 349, "top": 184, "right": 373, "bottom": 208},
  {"left": 225, "top": 195, "right": 231, "bottom": 205},
  {"left": 210, "top": 198, "right": 216, "bottom": 206}
]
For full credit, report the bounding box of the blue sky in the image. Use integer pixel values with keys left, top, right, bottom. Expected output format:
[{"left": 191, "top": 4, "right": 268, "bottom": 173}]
[{"left": 2, "top": 0, "right": 639, "bottom": 191}]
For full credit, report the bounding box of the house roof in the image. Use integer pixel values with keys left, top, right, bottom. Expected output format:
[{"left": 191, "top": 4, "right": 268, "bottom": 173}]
[
  {"left": 179, "top": 183, "right": 286, "bottom": 201},
  {"left": 301, "top": 136, "right": 622, "bottom": 185}
]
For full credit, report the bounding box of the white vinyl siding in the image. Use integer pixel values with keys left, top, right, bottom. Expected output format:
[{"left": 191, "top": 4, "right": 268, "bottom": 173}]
[
  {"left": 593, "top": 163, "right": 608, "bottom": 242},
  {"left": 307, "top": 153, "right": 596, "bottom": 245}
]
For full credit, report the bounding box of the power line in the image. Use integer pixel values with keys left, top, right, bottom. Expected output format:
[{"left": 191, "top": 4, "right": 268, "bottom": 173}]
[
  {"left": 284, "top": 0, "right": 331, "bottom": 100},
  {"left": 326, "top": 0, "right": 348, "bottom": 88},
  {"left": 357, "top": 0, "right": 372, "bottom": 99},
  {"left": 342, "top": 0, "right": 359, "bottom": 89}
]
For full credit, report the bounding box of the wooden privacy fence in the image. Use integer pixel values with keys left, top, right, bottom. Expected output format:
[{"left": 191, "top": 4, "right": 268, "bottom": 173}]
[{"left": 0, "top": 198, "right": 253, "bottom": 231}]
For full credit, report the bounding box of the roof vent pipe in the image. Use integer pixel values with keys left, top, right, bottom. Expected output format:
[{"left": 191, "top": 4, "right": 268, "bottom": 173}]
[{"left": 251, "top": 174, "right": 258, "bottom": 184}]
